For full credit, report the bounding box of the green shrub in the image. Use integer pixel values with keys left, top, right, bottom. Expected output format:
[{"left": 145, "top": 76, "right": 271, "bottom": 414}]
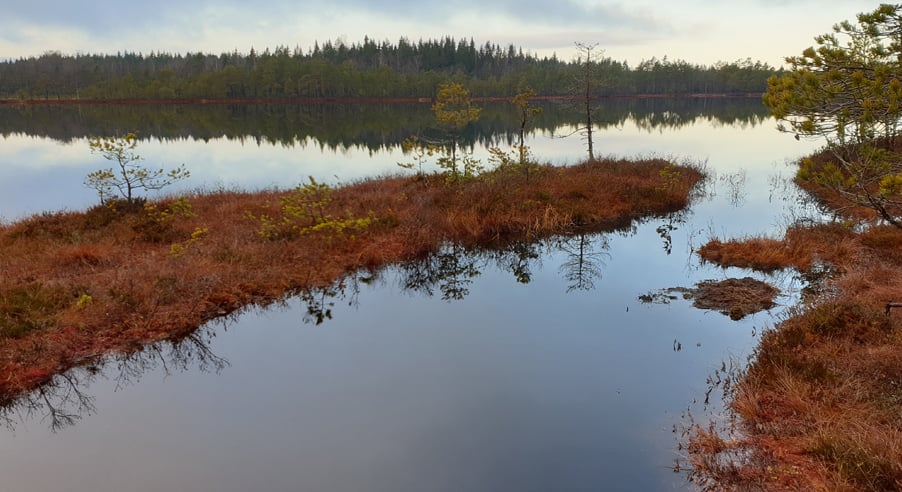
[{"left": 251, "top": 177, "right": 373, "bottom": 240}]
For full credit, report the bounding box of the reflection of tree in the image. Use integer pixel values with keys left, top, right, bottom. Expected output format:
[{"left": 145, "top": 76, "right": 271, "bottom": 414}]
[
  {"left": 655, "top": 211, "right": 689, "bottom": 256},
  {"left": 399, "top": 244, "right": 482, "bottom": 301},
  {"left": 0, "top": 98, "right": 769, "bottom": 151},
  {"left": 0, "top": 372, "right": 98, "bottom": 432},
  {"left": 112, "top": 326, "right": 229, "bottom": 390},
  {"left": 399, "top": 236, "right": 612, "bottom": 297},
  {"left": 555, "top": 233, "right": 610, "bottom": 292},
  {"left": 0, "top": 326, "right": 228, "bottom": 432},
  {"left": 488, "top": 241, "right": 541, "bottom": 284},
  {"left": 293, "top": 275, "right": 365, "bottom": 325}
]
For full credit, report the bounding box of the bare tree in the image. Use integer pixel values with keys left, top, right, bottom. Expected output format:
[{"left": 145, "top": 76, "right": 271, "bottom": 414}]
[{"left": 575, "top": 42, "right": 602, "bottom": 162}]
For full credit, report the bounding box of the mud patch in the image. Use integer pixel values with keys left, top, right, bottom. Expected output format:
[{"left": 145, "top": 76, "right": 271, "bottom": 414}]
[{"left": 640, "top": 277, "right": 779, "bottom": 320}]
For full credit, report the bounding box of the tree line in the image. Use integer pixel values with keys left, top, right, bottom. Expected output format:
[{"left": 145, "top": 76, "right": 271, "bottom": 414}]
[{"left": 0, "top": 37, "right": 778, "bottom": 100}]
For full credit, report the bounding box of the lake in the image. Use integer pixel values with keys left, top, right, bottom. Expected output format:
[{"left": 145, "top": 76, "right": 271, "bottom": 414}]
[{"left": 0, "top": 99, "right": 822, "bottom": 491}]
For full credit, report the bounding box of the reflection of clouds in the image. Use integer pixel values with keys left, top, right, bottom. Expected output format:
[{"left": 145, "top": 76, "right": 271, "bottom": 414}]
[
  {"left": 0, "top": 135, "right": 89, "bottom": 167},
  {"left": 0, "top": 117, "right": 823, "bottom": 220}
]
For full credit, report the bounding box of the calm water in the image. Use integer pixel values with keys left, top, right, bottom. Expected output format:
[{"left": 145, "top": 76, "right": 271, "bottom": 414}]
[{"left": 0, "top": 100, "right": 822, "bottom": 491}]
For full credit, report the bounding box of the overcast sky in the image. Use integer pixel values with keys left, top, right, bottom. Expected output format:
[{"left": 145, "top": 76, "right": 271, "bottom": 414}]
[{"left": 0, "top": 0, "right": 880, "bottom": 67}]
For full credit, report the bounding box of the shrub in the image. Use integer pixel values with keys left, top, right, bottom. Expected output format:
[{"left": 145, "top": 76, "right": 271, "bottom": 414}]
[
  {"left": 250, "top": 177, "right": 373, "bottom": 240},
  {"left": 86, "top": 133, "right": 189, "bottom": 205}
]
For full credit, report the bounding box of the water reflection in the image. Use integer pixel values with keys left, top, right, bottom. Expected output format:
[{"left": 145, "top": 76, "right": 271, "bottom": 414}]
[
  {"left": 678, "top": 355, "right": 753, "bottom": 487},
  {"left": 1, "top": 370, "right": 96, "bottom": 432},
  {"left": 1, "top": 326, "right": 228, "bottom": 432},
  {"left": 292, "top": 275, "right": 364, "bottom": 325},
  {"left": 489, "top": 240, "right": 542, "bottom": 285},
  {"left": 0, "top": 93, "right": 836, "bottom": 491},
  {"left": 289, "top": 213, "right": 707, "bottom": 332},
  {"left": 399, "top": 244, "right": 483, "bottom": 301},
  {"left": 398, "top": 234, "right": 617, "bottom": 299},
  {"left": 718, "top": 169, "right": 748, "bottom": 208},
  {"left": 3, "top": 223, "right": 656, "bottom": 433},
  {"left": 0, "top": 98, "right": 769, "bottom": 151},
  {"left": 655, "top": 210, "right": 689, "bottom": 256},
  {"left": 554, "top": 233, "right": 610, "bottom": 292}
]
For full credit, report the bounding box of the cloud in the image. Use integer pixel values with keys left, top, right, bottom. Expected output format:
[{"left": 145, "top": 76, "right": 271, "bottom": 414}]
[
  {"left": 4, "top": 0, "right": 665, "bottom": 44},
  {"left": 0, "top": 0, "right": 877, "bottom": 65}
]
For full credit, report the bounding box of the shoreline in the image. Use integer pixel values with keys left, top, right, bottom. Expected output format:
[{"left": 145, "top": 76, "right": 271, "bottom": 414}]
[{"left": 689, "top": 145, "right": 902, "bottom": 489}]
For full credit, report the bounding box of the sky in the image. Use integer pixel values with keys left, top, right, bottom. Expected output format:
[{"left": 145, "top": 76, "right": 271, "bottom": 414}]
[{"left": 0, "top": 0, "right": 882, "bottom": 67}]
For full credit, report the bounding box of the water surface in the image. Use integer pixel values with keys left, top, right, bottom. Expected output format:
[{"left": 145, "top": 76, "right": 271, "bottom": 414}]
[{"left": 0, "top": 100, "right": 822, "bottom": 491}]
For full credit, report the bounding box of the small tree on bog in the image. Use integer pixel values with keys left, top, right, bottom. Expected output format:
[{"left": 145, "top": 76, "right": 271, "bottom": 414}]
[{"left": 86, "top": 133, "right": 189, "bottom": 205}]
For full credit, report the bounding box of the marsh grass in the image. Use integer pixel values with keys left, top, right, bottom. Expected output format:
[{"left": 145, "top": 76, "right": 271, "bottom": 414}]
[
  {"left": 691, "top": 216, "right": 902, "bottom": 489},
  {"left": 0, "top": 157, "right": 703, "bottom": 400}
]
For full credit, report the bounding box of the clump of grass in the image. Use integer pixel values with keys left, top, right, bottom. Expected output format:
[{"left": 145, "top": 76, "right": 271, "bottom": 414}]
[
  {"left": 131, "top": 197, "right": 195, "bottom": 243},
  {"left": 697, "top": 222, "right": 857, "bottom": 273},
  {"left": 5, "top": 210, "right": 82, "bottom": 241},
  {"left": 809, "top": 431, "right": 902, "bottom": 490},
  {"left": 54, "top": 244, "right": 111, "bottom": 269},
  {"left": 81, "top": 197, "right": 145, "bottom": 230},
  {"left": 687, "top": 277, "right": 779, "bottom": 320},
  {"left": 0, "top": 284, "right": 70, "bottom": 338}
]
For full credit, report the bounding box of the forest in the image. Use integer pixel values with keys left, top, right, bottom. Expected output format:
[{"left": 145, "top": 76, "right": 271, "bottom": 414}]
[{"left": 0, "top": 37, "right": 778, "bottom": 100}]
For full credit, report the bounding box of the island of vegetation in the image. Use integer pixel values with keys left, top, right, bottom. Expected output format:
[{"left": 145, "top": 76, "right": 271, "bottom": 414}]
[
  {"left": 0, "top": 84, "right": 704, "bottom": 408},
  {"left": 687, "top": 5, "right": 902, "bottom": 490}
]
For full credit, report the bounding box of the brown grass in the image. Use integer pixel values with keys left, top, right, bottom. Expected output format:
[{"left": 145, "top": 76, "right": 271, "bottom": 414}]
[
  {"left": 689, "top": 277, "right": 779, "bottom": 320},
  {"left": 0, "top": 158, "right": 703, "bottom": 402},
  {"left": 690, "top": 215, "right": 902, "bottom": 489},
  {"left": 697, "top": 222, "right": 859, "bottom": 273}
]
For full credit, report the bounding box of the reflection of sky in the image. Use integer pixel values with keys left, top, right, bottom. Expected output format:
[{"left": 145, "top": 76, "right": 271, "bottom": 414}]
[
  {"left": 0, "top": 233, "right": 787, "bottom": 492},
  {"left": 0, "top": 118, "right": 820, "bottom": 223},
  {"left": 0, "top": 115, "right": 824, "bottom": 491}
]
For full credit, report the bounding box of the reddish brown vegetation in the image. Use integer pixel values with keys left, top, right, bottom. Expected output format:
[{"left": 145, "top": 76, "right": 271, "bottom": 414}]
[
  {"left": 697, "top": 222, "right": 860, "bottom": 273},
  {"left": 687, "top": 277, "right": 779, "bottom": 320},
  {"left": 0, "top": 158, "right": 702, "bottom": 402},
  {"left": 691, "top": 221, "right": 902, "bottom": 488}
]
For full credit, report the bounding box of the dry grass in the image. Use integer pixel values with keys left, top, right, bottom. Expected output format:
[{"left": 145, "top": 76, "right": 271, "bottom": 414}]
[
  {"left": 689, "top": 277, "right": 780, "bottom": 320},
  {"left": 697, "top": 222, "right": 859, "bottom": 273},
  {"left": 690, "top": 214, "right": 902, "bottom": 489},
  {"left": 0, "top": 158, "right": 703, "bottom": 402}
]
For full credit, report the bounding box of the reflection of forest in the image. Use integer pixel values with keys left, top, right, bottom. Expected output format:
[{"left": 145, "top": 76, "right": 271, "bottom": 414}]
[
  {"left": 302, "top": 226, "right": 654, "bottom": 324},
  {"left": 0, "top": 326, "right": 227, "bottom": 432},
  {"left": 0, "top": 98, "right": 769, "bottom": 151}
]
